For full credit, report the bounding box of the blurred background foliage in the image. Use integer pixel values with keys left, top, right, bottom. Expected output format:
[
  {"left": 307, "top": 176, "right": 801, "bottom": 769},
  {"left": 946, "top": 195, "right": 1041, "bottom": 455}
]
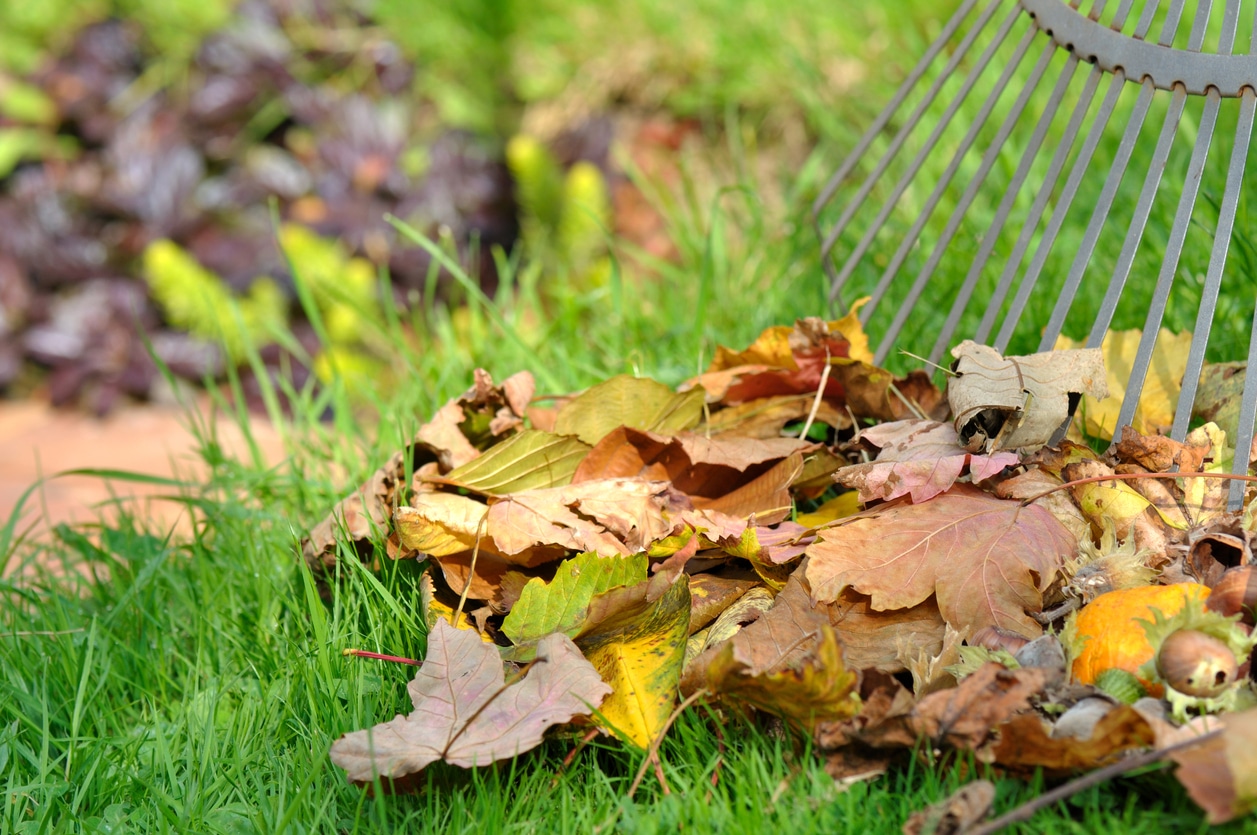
[{"left": 0, "top": 0, "right": 950, "bottom": 415}]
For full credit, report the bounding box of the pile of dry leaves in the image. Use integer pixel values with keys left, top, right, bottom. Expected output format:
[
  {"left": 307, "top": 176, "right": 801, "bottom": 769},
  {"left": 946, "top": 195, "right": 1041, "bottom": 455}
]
[{"left": 303, "top": 310, "right": 1257, "bottom": 827}]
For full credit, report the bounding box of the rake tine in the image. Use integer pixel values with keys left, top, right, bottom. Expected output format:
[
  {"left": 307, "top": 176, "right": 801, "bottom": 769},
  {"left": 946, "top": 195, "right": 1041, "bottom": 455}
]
[
  {"left": 876, "top": 38, "right": 1059, "bottom": 364},
  {"left": 819, "top": 0, "right": 994, "bottom": 304},
  {"left": 830, "top": 1, "right": 1024, "bottom": 315},
  {"left": 1111, "top": 94, "right": 1221, "bottom": 433},
  {"left": 1171, "top": 89, "right": 1256, "bottom": 442},
  {"left": 1231, "top": 212, "right": 1257, "bottom": 509},
  {"left": 1035, "top": 0, "right": 1211, "bottom": 349},
  {"left": 992, "top": 0, "right": 1179, "bottom": 351},
  {"left": 927, "top": 32, "right": 1094, "bottom": 366},
  {"left": 866, "top": 22, "right": 1043, "bottom": 357},
  {"left": 813, "top": 0, "right": 982, "bottom": 275}
]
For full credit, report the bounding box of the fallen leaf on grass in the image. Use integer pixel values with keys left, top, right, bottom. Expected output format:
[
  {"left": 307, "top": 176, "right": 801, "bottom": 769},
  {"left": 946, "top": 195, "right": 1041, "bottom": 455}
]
[
  {"left": 835, "top": 419, "right": 1020, "bottom": 504},
  {"left": 440, "top": 429, "right": 591, "bottom": 495},
  {"left": 902, "top": 780, "right": 995, "bottom": 835},
  {"left": 329, "top": 619, "right": 611, "bottom": 784},
  {"left": 949, "top": 340, "right": 1107, "bottom": 452},
  {"left": 807, "top": 485, "right": 1074, "bottom": 637},
  {"left": 681, "top": 574, "right": 861, "bottom": 734},
  {"left": 574, "top": 572, "right": 692, "bottom": 747},
  {"left": 489, "top": 478, "right": 680, "bottom": 556},
  {"left": 861, "top": 663, "right": 1051, "bottom": 752},
  {"left": 552, "top": 374, "right": 705, "bottom": 445}
]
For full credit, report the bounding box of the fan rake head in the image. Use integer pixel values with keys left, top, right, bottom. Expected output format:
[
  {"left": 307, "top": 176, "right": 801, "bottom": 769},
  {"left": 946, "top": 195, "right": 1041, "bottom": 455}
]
[{"left": 813, "top": 0, "right": 1257, "bottom": 505}]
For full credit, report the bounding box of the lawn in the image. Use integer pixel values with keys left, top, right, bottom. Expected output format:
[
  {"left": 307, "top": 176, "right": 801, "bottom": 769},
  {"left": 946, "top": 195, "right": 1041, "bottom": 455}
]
[{"left": 2, "top": 0, "right": 1254, "bottom": 831}]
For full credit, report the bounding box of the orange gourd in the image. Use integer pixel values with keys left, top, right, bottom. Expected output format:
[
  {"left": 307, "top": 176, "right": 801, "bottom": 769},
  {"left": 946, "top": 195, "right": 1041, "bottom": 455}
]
[{"left": 1069, "top": 583, "right": 1210, "bottom": 694}]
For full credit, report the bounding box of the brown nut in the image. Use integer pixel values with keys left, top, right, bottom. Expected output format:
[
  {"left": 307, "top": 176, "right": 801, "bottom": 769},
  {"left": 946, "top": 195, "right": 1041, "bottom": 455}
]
[
  {"left": 1206, "top": 566, "right": 1257, "bottom": 625},
  {"left": 1155, "top": 629, "right": 1239, "bottom": 698},
  {"left": 970, "top": 626, "right": 1031, "bottom": 654}
]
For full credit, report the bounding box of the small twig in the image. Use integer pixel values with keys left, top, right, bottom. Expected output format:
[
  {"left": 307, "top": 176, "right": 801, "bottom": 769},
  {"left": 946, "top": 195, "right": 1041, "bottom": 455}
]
[
  {"left": 652, "top": 757, "right": 670, "bottom": 796},
  {"left": 628, "top": 689, "right": 708, "bottom": 798},
  {"left": 967, "top": 729, "right": 1222, "bottom": 834},
  {"left": 342, "top": 648, "right": 421, "bottom": 666},
  {"left": 1019, "top": 471, "right": 1257, "bottom": 507},
  {"left": 799, "top": 348, "right": 833, "bottom": 440},
  {"left": 888, "top": 382, "right": 928, "bottom": 421},
  {"left": 453, "top": 509, "right": 490, "bottom": 625},
  {"left": 555, "top": 728, "right": 601, "bottom": 785}
]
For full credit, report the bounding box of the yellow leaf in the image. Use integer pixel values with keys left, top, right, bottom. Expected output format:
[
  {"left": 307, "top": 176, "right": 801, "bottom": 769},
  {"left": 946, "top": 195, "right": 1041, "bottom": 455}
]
[
  {"left": 394, "top": 494, "right": 488, "bottom": 557},
  {"left": 575, "top": 574, "right": 691, "bottom": 748},
  {"left": 796, "top": 492, "right": 862, "bottom": 528},
  {"left": 832, "top": 296, "right": 874, "bottom": 364},
  {"left": 419, "top": 574, "right": 494, "bottom": 642},
  {"left": 1055, "top": 329, "right": 1191, "bottom": 438}
]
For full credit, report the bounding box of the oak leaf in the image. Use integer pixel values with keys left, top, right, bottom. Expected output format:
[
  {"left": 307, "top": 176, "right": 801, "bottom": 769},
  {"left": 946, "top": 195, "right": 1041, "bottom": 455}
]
[
  {"left": 329, "top": 619, "right": 611, "bottom": 783},
  {"left": 806, "top": 485, "right": 1074, "bottom": 637}
]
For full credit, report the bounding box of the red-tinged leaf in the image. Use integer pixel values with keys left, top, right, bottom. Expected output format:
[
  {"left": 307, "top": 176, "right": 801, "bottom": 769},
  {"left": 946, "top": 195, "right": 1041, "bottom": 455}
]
[
  {"left": 806, "top": 485, "right": 1074, "bottom": 637},
  {"left": 487, "top": 478, "right": 680, "bottom": 557},
  {"left": 835, "top": 420, "right": 1020, "bottom": 504},
  {"left": 329, "top": 620, "right": 611, "bottom": 783},
  {"left": 990, "top": 705, "right": 1156, "bottom": 778}
]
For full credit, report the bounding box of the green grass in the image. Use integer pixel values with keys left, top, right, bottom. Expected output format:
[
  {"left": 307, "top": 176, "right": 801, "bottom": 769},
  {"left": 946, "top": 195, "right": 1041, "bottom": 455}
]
[{"left": 4, "top": 0, "right": 1257, "bottom": 830}]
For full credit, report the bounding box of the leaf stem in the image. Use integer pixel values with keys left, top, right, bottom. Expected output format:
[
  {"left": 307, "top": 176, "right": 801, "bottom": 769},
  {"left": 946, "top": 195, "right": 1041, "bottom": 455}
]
[{"left": 342, "top": 648, "right": 422, "bottom": 666}]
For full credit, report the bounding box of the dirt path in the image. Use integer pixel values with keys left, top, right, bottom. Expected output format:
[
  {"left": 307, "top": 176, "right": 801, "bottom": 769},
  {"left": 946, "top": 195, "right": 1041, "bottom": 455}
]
[{"left": 0, "top": 399, "right": 287, "bottom": 540}]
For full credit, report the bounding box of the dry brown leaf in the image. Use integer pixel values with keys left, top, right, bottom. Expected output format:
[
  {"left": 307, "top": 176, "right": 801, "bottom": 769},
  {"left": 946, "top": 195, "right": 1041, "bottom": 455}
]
[
  {"left": 698, "top": 393, "right": 852, "bottom": 439},
  {"left": 836, "top": 420, "right": 1020, "bottom": 504},
  {"left": 826, "top": 589, "right": 947, "bottom": 674},
  {"left": 987, "top": 705, "right": 1156, "bottom": 778},
  {"left": 696, "top": 451, "right": 804, "bottom": 523},
  {"left": 488, "top": 479, "right": 681, "bottom": 557},
  {"left": 806, "top": 485, "right": 1074, "bottom": 637},
  {"left": 681, "top": 574, "right": 826, "bottom": 696},
  {"left": 902, "top": 780, "right": 996, "bottom": 835},
  {"left": 329, "top": 620, "right": 610, "bottom": 784},
  {"left": 1170, "top": 708, "right": 1257, "bottom": 823},
  {"left": 861, "top": 663, "right": 1051, "bottom": 752},
  {"left": 949, "top": 341, "right": 1108, "bottom": 452}
]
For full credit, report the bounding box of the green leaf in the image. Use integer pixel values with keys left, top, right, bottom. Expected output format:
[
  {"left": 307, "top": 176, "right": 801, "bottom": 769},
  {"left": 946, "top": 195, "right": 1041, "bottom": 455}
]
[
  {"left": 502, "top": 551, "right": 648, "bottom": 645},
  {"left": 553, "top": 375, "right": 705, "bottom": 445},
  {"left": 443, "top": 429, "right": 590, "bottom": 495}
]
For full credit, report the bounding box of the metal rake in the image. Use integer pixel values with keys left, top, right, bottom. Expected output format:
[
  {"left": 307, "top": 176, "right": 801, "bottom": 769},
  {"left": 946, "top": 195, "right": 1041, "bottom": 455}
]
[{"left": 813, "top": 0, "right": 1257, "bottom": 506}]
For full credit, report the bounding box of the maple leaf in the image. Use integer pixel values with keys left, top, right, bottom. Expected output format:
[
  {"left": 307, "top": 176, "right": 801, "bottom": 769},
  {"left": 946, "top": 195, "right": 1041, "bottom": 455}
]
[
  {"left": 329, "top": 620, "right": 611, "bottom": 784},
  {"left": 573, "top": 572, "right": 692, "bottom": 747},
  {"left": 806, "top": 485, "right": 1074, "bottom": 637},
  {"left": 835, "top": 419, "right": 1020, "bottom": 504}
]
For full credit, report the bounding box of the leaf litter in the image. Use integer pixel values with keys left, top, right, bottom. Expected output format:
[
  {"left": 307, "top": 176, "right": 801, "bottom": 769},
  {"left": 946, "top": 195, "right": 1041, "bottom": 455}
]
[{"left": 307, "top": 315, "right": 1257, "bottom": 827}]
